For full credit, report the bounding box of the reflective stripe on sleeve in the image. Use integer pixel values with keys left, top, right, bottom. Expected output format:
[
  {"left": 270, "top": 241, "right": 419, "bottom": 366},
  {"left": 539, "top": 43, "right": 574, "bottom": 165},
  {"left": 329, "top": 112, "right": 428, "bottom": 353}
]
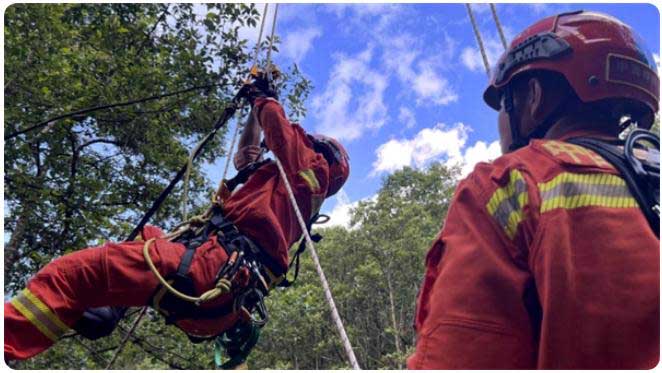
[
  {"left": 298, "top": 169, "right": 321, "bottom": 193},
  {"left": 10, "top": 289, "right": 69, "bottom": 341},
  {"left": 486, "top": 169, "right": 529, "bottom": 239},
  {"left": 538, "top": 173, "right": 638, "bottom": 213}
]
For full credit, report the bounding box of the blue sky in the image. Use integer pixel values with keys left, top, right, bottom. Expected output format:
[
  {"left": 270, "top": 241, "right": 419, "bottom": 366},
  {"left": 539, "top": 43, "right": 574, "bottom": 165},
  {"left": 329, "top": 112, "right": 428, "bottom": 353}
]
[{"left": 207, "top": 3, "right": 661, "bottom": 227}]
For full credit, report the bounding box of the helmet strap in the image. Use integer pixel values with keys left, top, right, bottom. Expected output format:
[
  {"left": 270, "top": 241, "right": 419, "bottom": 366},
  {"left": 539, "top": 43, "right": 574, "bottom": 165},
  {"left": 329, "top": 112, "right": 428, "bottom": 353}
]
[{"left": 504, "top": 85, "right": 528, "bottom": 151}]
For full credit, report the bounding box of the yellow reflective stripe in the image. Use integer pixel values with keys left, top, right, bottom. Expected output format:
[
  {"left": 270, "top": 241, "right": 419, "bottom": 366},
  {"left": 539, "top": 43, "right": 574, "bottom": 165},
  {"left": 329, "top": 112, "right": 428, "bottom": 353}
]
[
  {"left": 486, "top": 170, "right": 526, "bottom": 215},
  {"left": 10, "top": 289, "right": 69, "bottom": 341},
  {"left": 539, "top": 172, "right": 637, "bottom": 213},
  {"left": 485, "top": 169, "right": 529, "bottom": 240},
  {"left": 22, "top": 289, "right": 70, "bottom": 332},
  {"left": 298, "top": 169, "right": 321, "bottom": 193},
  {"left": 542, "top": 194, "right": 638, "bottom": 212},
  {"left": 539, "top": 172, "right": 625, "bottom": 192},
  {"left": 10, "top": 297, "right": 58, "bottom": 341}
]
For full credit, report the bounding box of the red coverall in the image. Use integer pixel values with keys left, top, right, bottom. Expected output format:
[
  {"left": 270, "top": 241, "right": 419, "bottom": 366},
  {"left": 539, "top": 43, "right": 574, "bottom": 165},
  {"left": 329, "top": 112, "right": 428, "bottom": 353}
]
[
  {"left": 5, "top": 97, "right": 330, "bottom": 360},
  {"left": 408, "top": 132, "right": 659, "bottom": 369}
]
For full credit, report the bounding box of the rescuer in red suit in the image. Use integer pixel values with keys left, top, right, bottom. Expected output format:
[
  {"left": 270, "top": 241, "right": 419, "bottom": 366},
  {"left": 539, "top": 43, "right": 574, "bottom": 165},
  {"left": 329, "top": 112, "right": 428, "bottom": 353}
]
[
  {"left": 5, "top": 89, "right": 350, "bottom": 360},
  {"left": 408, "top": 11, "right": 659, "bottom": 369}
]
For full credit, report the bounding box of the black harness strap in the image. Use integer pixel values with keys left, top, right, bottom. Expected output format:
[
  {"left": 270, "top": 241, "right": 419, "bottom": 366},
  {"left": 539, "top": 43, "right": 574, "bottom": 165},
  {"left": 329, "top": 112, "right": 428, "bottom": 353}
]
[
  {"left": 566, "top": 132, "right": 660, "bottom": 237},
  {"left": 225, "top": 159, "right": 272, "bottom": 192}
]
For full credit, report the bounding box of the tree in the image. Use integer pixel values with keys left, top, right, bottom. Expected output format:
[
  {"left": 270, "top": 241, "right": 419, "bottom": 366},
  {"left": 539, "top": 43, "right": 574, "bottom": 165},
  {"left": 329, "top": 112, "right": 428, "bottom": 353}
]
[
  {"left": 4, "top": 3, "right": 309, "bottom": 292},
  {"left": 5, "top": 3, "right": 310, "bottom": 369},
  {"left": 250, "top": 164, "right": 460, "bottom": 369}
]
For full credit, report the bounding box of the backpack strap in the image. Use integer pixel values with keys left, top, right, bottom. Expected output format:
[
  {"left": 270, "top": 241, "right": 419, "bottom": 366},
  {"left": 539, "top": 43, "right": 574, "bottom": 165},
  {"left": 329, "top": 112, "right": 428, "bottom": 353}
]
[{"left": 566, "top": 132, "right": 659, "bottom": 237}]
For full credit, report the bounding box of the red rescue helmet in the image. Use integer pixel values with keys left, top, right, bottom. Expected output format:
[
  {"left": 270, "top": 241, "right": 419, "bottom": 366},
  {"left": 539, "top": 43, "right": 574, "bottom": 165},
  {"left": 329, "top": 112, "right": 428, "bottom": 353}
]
[
  {"left": 484, "top": 10, "right": 660, "bottom": 128},
  {"left": 308, "top": 134, "right": 350, "bottom": 197}
]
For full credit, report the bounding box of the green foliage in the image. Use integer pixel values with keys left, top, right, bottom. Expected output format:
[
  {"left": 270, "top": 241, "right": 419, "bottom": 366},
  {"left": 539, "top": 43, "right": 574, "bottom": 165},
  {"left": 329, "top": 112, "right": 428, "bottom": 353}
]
[
  {"left": 4, "top": 3, "right": 309, "bottom": 292},
  {"left": 5, "top": 4, "right": 457, "bottom": 370},
  {"left": 250, "top": 164, "right": 459, "bottom": 369},
  {"left": 4, "top": 4, "right": 311, "bottom": 369}
]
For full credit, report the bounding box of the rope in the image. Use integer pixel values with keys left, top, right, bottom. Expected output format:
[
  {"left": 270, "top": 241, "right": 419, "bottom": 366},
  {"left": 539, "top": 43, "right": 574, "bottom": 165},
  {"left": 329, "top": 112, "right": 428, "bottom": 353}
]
[
  {"left": 218, "top": 3, "right": 271, "bottom": 200},
  {"left": 274, "top": 157, "right": 361, "bottom": 370},
  {"left": 489, "top": 4, "right": 508, "bottom": 50},
  {"left": 261, "top": 4, "right": 359, "bottom": 368},
  {"left": 105, "top": 6, "right": 273, "bottom": 368},
  {"left": 265, "top": 4, "right": 279, "bottom": 70},
  {"left": 142, "top": 238, "right": 232, "bottom": 303},
  {"left": 184, "top": 3, "right": 269, "bottom": 223},
  {"left": 466, "top": 3, "right": 491, "bottom": 76}
]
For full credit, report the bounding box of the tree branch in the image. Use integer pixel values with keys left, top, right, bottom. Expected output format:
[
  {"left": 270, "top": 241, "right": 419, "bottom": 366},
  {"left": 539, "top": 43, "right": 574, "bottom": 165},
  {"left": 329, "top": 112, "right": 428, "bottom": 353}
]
[
  {"left": 77, "top": 138, "right": 122, "bottom": 152},
  {"left": 134, "top": 5, "right": 170, "bottom": 58},
  {"left": 6, "top": 82, "right": 228, "bottom": 140}
]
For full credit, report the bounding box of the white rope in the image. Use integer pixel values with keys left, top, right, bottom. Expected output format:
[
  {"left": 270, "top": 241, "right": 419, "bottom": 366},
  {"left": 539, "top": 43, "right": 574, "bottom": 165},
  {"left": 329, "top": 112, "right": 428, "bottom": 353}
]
[
  {"left": 466, "top": 3, "right": 491, "bottom": 76},
  {"left": 489, "top": 4, "right": 508, "bottom": 50},
  {"left": 106, "top": 5, "right": 272, "bottom": 368},
  {"left": 265, "top": 3, "right": 279, "bottom": 71},
  {"left": 274, "top": 158, "right": 361, "bottom": 369},
  {"left": 262, "top": 3, "right": 360, "bottom": 368},
  {"left": 218, "top": 3, "right": 270, "bottom": 187}
]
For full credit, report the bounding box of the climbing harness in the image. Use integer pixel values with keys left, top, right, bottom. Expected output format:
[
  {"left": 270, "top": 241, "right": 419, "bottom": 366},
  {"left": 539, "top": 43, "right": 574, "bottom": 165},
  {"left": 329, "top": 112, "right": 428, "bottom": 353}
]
[
  {"left": 567, "top": 129, "right": 660, "bottom": 236},
  {"left": 72, "top": 3, "right": 358, "bottom": 369},
  {"left": 145, "top": 204, "right": 282, "bottom": 329},
  {"left": 102, "top": 4, "right": 271, "bottom": 368}
]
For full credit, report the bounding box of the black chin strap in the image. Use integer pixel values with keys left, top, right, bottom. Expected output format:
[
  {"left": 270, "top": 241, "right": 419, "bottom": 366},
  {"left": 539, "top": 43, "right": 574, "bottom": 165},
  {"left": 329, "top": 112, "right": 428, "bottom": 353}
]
[
  {"left": 504, "top": 84, "right": 571, "bottom": 152},
  {"left": 504, "top": 86, "right": 527, "bottom": 151}
]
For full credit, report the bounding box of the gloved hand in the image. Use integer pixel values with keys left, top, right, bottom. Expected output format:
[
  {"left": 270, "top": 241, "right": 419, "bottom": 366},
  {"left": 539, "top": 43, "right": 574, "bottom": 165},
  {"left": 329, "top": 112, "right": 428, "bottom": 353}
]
[{"left": 238, "top": 77, "right": 278, "bottom": 106}]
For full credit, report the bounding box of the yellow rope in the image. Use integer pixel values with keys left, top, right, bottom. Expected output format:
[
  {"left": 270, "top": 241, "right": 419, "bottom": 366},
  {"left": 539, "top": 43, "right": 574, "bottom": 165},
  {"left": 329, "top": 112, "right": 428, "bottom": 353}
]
[{"left": 142, "top": 238, "right": 232, "bottom": 305}]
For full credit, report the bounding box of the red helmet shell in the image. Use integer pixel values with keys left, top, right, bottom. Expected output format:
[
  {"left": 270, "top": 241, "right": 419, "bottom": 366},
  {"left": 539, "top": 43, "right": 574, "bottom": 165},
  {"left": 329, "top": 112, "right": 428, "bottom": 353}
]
[
  {"left": 484, "top": 11, "right": 660, "bottom": 127},
  {"left": 309, "top": 134, "right": 350, "bottom": 197}
]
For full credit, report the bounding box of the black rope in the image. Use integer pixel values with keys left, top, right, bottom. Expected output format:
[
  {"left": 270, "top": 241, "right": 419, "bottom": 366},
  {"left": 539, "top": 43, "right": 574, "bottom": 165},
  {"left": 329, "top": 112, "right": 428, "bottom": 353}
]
[{"left": 126, "top": 98, "right": 240, "bottom": 241}]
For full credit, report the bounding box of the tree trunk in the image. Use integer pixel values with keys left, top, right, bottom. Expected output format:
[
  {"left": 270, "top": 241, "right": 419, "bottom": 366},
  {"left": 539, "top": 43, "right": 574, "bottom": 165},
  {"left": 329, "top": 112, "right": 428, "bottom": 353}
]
[
  {"left": 5, "top": 207, "right": 29, "bottom": 282},
  {"left": 385, "top": 274, "right": 403, "bottom": 368}
]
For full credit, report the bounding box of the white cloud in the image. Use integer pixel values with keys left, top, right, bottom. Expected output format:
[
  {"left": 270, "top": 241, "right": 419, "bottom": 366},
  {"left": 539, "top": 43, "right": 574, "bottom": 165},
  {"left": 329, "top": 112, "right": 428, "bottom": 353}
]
[
  {"left": 324, "top": 189, "right": 377, "bottom": 229},
  {"left": 371, "top": 123, "right": 501, "bottom": 177},
  {"left": 469, "top": 4, "right": 492, "bottom": 14},
  {"left": 281, "top": 27, "right": 322, "bottom": 63},
  {"left": 457, "top": 140, "right": 501, "bottom": 176},
  {"left": 398, "top": 107, "right": 416, "bottom": 129},
  {"left": 461, "top": 47, "right": 486, "bottom": 73},
  {"left": 412, "top": 63, "right": 458, "bottom": 105},
  {"left": 325, "top": 189, "right": 355, "bottom": 228},
  {"left": 310, "top": 48, "right": 388, "bottom": 141},
  {"left": 381, "top": 35, "right": 458, "bottom": 107},
  {"left": 461, "top": 35, "right": 506, "bottom": 73},
  {"left": 654, "top": 53, "right": 661, "bottom": 75},
  {"left": 323, "top": 3, "right": 402, "bottom": 33},
  {"left": 372, "top": 123, "right": 469, "bottom": 175},
  {"left": 529, "top": 3, "right": 551, "bottom": 15}
]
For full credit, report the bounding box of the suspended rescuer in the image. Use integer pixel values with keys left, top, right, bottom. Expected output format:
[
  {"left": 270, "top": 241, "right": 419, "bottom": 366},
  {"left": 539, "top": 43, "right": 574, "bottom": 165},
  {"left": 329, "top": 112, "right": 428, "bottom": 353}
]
[
  {"left": 408, "top": 11, "right": 659, "bottom": 369},
  {"left": 4, "top": 74, "right": 351, "bottom": 361}
]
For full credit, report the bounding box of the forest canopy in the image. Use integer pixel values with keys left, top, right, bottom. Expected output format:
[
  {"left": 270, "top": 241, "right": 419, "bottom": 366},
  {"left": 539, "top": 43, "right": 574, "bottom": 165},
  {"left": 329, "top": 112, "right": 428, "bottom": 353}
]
[{"left": 4, "top": 3, "right": 456, "bottom": 369}]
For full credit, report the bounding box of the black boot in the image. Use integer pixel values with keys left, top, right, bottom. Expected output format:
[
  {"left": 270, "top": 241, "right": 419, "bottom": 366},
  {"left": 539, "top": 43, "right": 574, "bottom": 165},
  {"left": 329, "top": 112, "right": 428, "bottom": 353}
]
[{"left": 74, "top": 306, "right": 127, "bottom": 340}]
